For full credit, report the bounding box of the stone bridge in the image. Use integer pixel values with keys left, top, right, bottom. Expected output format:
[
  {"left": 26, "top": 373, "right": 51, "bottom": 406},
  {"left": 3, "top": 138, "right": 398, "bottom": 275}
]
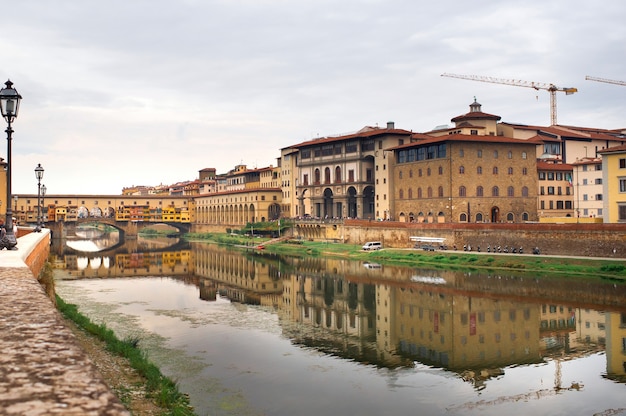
[{"left": 45, "top": 218, "right": 191, "bottom": 242}]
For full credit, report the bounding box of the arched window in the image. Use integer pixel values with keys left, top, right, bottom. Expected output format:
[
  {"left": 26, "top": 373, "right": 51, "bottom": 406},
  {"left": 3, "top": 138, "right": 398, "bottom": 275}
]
[
  {"left": 476, "top": 186, "right": 483, "bottom": 197},
  {"left": 508, "top": 151, "right": 513, "bottom": 159},
  {"left": 492, "top": 186, "right": 499, "bottom": 197},
  {"left": 508, "top": 167, "right": 513, "bottom": 175},
  {"left": 314, "top": 169, "right": 321, "bottom": 184},
  {"left": 408, "top": 188, "right": 413, "bottom": 199},
  {"left": 335, "top": 166, "right": 341, "bottom": 183},
  {"left": 476, "top": 213, "right": 483, "bottom": 222},
  {"left": 438, "top": 166, "right": 443, "bottom": 175},
  {"left": 522, "top": 212, "right": 529, "bottom": 221},
  {"left": 427, "top": 168, "right": 431, "bottom": 176},
  {"left": 522, "top": 186, "right": 529, "bottom": 197},
  {"left": 409, "top": 169, "right": 413, "bottom": 178},
  {"left": 399, "top": 189, "right": 404, "bottom": 199},
  {"left": 399, "top": 170, "right": 403, "bottom": 179},
  {"left": 438, "top": 186, "right": 444, "bottom": 197},
  {"left": 459, "top": 186, "right": 466, "bottom": 197},
  {"left": 417, "top": 187, "right": 423, "bottom": 198},
  {"left": 507, "top": 212, "right": 514, "bottom": 221},
  {"left": 427, "top": 187, "right": 433, "bottom": 198},
  {"left": 477, "top": 166, "right": 482, "bottom": 174},
  {"left": 493, "top": 166, "right": 498, "bottom": 174},
  {"left": 507, "top": 186, "right": 514, "bottom": 197},
  {"left": 418, "top": 169, "right": 423, "bottom": 177},
  {"left": 460, "top": 213, "right": 467, "bottom": 222},
  {"left": 459, "top": 165, "right": 465, "bottom": 174},
  {"left": 325, "top": 167, "right": 331, "bottom": 184}
]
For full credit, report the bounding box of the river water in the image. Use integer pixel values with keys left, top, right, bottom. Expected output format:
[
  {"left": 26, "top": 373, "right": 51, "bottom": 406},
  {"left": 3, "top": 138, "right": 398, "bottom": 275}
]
[{"left": 51, "top": 237, "right": 626, "bottom": 416}]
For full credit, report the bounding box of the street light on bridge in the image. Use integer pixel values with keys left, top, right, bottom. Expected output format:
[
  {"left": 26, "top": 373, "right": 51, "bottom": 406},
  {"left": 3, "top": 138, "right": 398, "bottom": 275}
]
[
  {"left": 35, "top": 163, "right": 44, "bottom": 231},
  {"left": 0, "top": 80, "right": 22, "bottom": 249}
]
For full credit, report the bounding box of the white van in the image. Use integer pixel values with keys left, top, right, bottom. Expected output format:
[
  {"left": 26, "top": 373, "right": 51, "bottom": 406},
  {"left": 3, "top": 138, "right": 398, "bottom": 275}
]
[{"left": 362, "top": 241, "right": 382, "bottom": 251}]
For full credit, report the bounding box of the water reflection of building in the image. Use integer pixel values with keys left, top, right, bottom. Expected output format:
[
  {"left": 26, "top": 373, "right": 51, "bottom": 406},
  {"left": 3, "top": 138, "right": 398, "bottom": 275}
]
[
  {"left": 605, "top": 312, "right": 626, "bottom": 380},
  {"left": 53, "top": 240, "right": 626, "bottom": 387},
  {"left": 54, "top": 250, "right": 192, "bottom": 278},
  {"left": 193, "top": 243, "right": 284, "bottom": 304},
  {"left": 394, "top": 286, "right": 542, "bottom": 374}
]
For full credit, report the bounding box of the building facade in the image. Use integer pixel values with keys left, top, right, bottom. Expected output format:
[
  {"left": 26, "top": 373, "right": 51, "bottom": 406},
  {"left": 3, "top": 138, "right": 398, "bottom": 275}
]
[
  {"left": 599, "top": 144, "right": 626, "bottom": 223},
  {"left": 282, "top": 123, "right": 413, "bottom": 220},
  {"left": 537, "top": 161, "right": 574, "bottom": 218}
]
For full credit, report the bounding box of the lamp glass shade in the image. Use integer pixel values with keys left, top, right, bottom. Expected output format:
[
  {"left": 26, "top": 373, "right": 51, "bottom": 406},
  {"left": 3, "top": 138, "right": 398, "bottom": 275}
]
[{"left": 35, "top": 164, "right": 44, "bottom": 180}]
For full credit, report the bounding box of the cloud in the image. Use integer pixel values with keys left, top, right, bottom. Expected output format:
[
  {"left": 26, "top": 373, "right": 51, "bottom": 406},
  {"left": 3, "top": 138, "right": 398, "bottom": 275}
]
[{"left": 1, "top": 0, "right": 625, "bottom": 194}]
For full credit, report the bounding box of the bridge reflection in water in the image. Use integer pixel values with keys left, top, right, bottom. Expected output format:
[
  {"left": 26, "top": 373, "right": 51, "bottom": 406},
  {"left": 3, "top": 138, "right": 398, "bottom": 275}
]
[{"left": 52, "top": 241, "right": 626, "bottom": 414}]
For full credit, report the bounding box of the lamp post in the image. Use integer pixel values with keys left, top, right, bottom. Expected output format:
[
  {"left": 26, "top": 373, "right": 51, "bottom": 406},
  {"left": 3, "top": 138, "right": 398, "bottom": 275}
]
[
  {"left": 35, "top": 163, "right": 44, "bottom": 231},
  {"left": 41, "top": 184, "right": 46, "bottom": 225},
  {"left": 0, "top": 80, "right": 22, "bottom": 249}
]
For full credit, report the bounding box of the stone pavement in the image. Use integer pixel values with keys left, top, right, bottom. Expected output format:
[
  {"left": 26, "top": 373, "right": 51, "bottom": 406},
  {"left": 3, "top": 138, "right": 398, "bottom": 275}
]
[{"left": 0, "top": 231, "right": 129, "bottom": 415}]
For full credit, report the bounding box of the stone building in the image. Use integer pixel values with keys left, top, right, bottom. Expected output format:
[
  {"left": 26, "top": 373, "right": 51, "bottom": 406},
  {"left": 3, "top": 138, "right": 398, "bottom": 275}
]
[
  {"left": 391, "top": 134, "right": 539, "bottom": 223},
  {"left": 389, "top": 100, "right": 539, "bottom": 223},
  {"left": 282, "top": 123, "right": 413, "bottom": 219}
]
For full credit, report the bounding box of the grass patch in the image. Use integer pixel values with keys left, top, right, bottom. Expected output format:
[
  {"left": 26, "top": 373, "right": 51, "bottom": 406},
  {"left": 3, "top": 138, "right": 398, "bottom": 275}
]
[
  {"left": 56, "top": 296, "right": 195, "bottom": 415},
  {"left": 184, "top": 233, "right": 626, "bottom": 281}
]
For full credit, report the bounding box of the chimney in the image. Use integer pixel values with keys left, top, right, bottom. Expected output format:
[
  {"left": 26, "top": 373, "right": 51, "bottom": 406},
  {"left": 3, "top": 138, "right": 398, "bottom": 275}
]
[{"left": 387, "top": 121, "right": 395, "bottom": 129}]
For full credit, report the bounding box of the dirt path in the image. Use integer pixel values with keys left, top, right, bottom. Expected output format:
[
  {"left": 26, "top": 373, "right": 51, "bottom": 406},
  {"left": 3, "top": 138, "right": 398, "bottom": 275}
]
[{"left": 64, "top": 319, "right": 165, "bottom": 416}]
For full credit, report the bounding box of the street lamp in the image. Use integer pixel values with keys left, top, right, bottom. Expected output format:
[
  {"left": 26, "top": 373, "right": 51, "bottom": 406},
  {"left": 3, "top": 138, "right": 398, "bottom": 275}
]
[
  {"left": 0, "top": 80, "right": 21, "bottom": 249},
  {"left": 41, "top": 184, "right": 46, "bottom": 225},
  {"left": 35, "top": 163, "right": 44, "bottom": 231}
]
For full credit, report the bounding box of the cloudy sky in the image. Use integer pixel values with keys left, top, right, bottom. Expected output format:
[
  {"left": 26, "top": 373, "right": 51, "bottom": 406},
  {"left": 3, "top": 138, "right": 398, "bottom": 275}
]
[{"left": 3, "top": 0, "right": 625, "bottom": 195}]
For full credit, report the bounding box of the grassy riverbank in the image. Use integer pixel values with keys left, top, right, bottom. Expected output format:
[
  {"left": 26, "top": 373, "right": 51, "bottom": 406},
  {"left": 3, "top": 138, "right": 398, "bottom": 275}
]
[
  {"left": 185, "top": 233, "right": 626, "bottom": 281},
  {"left": 56, "top": 296, "right": 195, "bottom": 416}
]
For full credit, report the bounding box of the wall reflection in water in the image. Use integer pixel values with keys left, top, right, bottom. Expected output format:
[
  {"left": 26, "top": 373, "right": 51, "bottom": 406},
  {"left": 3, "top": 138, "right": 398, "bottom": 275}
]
[{"left": 52, "top": 239, "right": 626, "bottom": 388}]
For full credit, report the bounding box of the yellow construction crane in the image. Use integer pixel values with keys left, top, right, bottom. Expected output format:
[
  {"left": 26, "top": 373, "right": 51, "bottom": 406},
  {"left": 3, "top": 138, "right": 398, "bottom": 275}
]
[
  {"left": 585, "top": 75, "right": 626, "bottom": 86},
  {"left": 441, "top": 73, "right": 578, "bottom": 126}
]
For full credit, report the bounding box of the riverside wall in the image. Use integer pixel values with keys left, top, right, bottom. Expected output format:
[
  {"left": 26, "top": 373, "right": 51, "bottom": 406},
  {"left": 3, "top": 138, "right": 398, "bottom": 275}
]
[
  {"left": 294, "top": 220, "right": 626, "bottom": 258},
  {"left": 0, "top": 229, "right": 130, "bottom": 415}
]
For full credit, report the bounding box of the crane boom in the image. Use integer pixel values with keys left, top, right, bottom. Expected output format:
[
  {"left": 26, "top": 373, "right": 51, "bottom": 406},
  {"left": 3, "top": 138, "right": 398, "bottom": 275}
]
[
  {"left": 585, "top": 75, "right": 626, "bottom": 86},
  {"left": 441, "top": 73, "right": 578, "bottom": 125}
]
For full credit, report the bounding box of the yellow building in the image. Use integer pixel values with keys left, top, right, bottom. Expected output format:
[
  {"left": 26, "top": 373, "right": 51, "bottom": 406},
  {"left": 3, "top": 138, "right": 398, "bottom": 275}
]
[
  {"left": 536, "top": 161, "right": 574, "bottom": 218},
  {"left": 598, "top": 144, "right": 626, "bottom": 223}
]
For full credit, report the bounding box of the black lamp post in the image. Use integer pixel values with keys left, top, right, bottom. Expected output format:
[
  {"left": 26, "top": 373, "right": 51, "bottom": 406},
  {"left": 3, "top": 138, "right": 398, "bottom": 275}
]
[
  {"left": 41, "top": 184, "right": 46, "bottom": 226},
  {"left": 0, "top": 80, "right": 21, "bottom": 249},
  {"left": 35, "top": 163, "right": 44, "bottom": 231}
]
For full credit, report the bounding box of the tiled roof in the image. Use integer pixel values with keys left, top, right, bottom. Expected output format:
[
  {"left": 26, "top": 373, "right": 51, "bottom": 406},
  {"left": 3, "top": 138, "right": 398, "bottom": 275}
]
[
  {"left": 598, "top": 144, "right": 626, "bottom": 154},
  {"left": 451, "top": 111, "right": 501, "bottom": 122},
  {"left": 390, "top": 133, "right": 543, "bottom": 150},
  {"left": 284, "top": 127, "right": 413, "bottom": 149},
  {"left": 537, "top": 161, "right": 573, "bottom": 171}
]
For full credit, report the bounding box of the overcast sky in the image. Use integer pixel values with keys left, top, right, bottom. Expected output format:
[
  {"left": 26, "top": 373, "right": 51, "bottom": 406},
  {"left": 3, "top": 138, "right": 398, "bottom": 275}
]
[{"left": 2, "top": 0, "right": 625, "bottom": 195}]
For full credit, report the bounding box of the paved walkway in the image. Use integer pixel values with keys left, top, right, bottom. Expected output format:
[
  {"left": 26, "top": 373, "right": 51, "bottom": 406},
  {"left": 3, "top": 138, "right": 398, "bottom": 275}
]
[{"left": 0, "top": 231, "right": 129, "bottom": 415}]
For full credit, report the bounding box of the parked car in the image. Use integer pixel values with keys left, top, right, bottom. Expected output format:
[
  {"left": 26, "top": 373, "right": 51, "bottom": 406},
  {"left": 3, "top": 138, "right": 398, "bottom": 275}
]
[{"left": 362, "top": 241, "right": 382, "bottom": 251}]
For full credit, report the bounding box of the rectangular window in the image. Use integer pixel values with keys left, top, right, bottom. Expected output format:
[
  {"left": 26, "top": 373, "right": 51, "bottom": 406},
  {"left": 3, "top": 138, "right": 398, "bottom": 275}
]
[
  {"left": 301, "top": 149, "right": 311, "bottom": 159},
  {"left": 539, "top": 172, "right": 546, "bottom": 180},
  {"left": 345, "top": 141, "right": 358, "bottom": 153},
  {"left": 620, "top": 178, "right": 626, "bottom": 192},
  {"left": 548, "top": 172, "right": 554, "bottom": 180},
  {"left": 620, "top": 205, "right": 626, "bottom": 221},
  {"left": 620, "top": 159, "right": 626, "bottom": 169},
  {"left": 348, "top": 170, "right": 355, "bottom": 182}
]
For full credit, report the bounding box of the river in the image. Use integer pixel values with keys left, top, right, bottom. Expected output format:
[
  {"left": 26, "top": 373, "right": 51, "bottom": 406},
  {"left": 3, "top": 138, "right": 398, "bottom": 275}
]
[{"left": 51, "top": 237, "right": 626, "bottom": 416}]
